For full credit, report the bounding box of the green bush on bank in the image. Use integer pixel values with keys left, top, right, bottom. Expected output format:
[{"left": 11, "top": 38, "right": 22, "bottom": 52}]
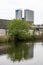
[
  {"left": 0, "top": 36, "right": 8, "bottom": 43},
  {"left": 7, "top": 19, "right": 29, "bottom": 41},
  {"left": 0, "top": 34, "right": 43, "bottom": 43},
  {"left": 0, "top": 19, "right": 43, "bottom": 42}
]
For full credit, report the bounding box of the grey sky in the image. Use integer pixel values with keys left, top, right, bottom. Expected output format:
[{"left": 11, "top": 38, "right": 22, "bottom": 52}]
[{"left": 0, "top": 0, "right": 43, "bottom": 24}]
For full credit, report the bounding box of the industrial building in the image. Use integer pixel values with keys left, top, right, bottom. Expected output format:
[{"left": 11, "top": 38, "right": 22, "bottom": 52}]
[
  {"left": 24, "top": 9, "right": 34, "bottom": 23},
  {"left": 15, "top": 9, "right": 22, "bottom": 20}
]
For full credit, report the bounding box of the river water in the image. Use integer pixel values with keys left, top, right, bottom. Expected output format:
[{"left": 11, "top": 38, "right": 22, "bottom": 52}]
[{"left": 0, "top": 42, "right": 43, "bottom": 65}]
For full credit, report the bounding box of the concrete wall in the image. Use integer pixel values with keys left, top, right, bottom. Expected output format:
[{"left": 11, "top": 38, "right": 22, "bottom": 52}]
[{"left": 0, "top": 29, "right": 6, "bottom": 36}]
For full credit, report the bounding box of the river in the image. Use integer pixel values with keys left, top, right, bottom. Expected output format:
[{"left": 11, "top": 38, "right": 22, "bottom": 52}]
[{"left": 0, "top": 42, "right": 43, "bottom": 65}]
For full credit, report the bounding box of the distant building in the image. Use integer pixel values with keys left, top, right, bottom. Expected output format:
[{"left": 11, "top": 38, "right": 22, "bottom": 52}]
[
  {"left": 15, "top": 9, "right": 22, "bottom": 20},
  {"left": 24, "top": 9, "right": 34, "bottom": 23}
]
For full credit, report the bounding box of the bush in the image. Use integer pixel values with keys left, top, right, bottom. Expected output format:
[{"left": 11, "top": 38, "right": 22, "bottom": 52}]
[
  {"left": 7, "top": 19, "right": 29, "bottom": 41},
  {"left": 0, "top": 36, "right": 8, "bottom": 43}
]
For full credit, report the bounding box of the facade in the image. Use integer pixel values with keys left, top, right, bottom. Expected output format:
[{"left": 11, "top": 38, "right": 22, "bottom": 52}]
[
  {"left": 24, "top": 9, "right": 34, "bottom": 23},
  {"left": 0, "top": 29, "right": 6, "bottom": 36},
  {"left": 0, "top": 19, "right": 9, "bottom": 36},
  {"left": 15, "top": 9, "right": 22, "bottom": 20}
]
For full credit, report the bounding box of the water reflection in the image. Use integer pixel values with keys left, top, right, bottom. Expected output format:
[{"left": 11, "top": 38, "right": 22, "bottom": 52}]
[
  {"left": 7, "top": 42, "right": 34, "bottom": 62},
  {"left": 0, "top": 42, "right": 43, "bottom": 65}
]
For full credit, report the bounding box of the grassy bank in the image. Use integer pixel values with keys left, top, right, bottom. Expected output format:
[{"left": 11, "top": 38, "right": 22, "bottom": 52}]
[
  {"left": 0, "top": 36, "right": 8, "bottom": 43},
  {"left": 0, "top": 34, "right": 43, "bottom": 43},
  {"left": 8, "top": 34, "right": 43, "bottom": 42},
  {"left": 26, "top": 34, "right": 43, "bottom": 42}
]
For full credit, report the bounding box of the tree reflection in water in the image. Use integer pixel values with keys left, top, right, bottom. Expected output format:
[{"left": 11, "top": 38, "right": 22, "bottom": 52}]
[{"left": 7, "top": 42, "right": 34, "bottom": 62}]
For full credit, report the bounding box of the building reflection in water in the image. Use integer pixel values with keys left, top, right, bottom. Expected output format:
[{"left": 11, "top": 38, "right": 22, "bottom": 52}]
[{"left": 7, "top": 42, "right": 34, "bottom": 62}]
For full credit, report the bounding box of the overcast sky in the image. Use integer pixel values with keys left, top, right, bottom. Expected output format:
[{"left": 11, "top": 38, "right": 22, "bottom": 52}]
[{"left": 0, "top": 0, "right": 43, "bottom": 24}]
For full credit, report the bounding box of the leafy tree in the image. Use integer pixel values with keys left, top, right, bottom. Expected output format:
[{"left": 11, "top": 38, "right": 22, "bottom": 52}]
[{"left": 7, "top": 19, "right": 29, "bottom": 40}]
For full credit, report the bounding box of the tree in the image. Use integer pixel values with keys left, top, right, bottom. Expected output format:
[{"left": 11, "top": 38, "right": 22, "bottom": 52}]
[{"left": 7, "top": 19, "right": 29, "bottom": 40}]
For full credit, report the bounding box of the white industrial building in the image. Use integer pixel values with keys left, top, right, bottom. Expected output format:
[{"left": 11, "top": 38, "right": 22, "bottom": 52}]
[
  {"left": 24, "top": 9, "right": 34, "bottom": 23},
  {"left": 15, "top": 9, "right": 22, "bottom": 20}
]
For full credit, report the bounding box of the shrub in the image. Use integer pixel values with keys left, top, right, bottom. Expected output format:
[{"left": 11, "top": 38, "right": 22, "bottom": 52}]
[{"left": 7, "top": 19, "right": 29, "bottom": 41}]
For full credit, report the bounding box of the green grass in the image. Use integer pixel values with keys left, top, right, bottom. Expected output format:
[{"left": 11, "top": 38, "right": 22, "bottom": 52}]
[
  {"left": 0, "top": 33, "right": 43, "bottom": 43},
  {"left": 0, "top": 36, "right": 8, "bottom": 43}
]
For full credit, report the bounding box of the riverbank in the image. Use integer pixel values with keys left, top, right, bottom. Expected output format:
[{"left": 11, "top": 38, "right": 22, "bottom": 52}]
[
  {"left": 0, "top": 34, "right": 43, "bottom": 43},
  {"left": 0, "top": 36, "right": 8, "bottom": 43}
]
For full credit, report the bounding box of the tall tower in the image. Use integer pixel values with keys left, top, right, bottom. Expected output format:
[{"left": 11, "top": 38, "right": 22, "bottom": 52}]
[
  {"left": 15, "top": 9, "right": 22, "bottom": 20},
  {"left": 24, "top": 9, "right": 34, "bottom": 23}
]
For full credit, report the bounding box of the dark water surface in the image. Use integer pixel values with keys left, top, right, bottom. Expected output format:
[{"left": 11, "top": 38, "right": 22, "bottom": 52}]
[{"left": 0, "top": 42, "right": 43, "bottom": 65}]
